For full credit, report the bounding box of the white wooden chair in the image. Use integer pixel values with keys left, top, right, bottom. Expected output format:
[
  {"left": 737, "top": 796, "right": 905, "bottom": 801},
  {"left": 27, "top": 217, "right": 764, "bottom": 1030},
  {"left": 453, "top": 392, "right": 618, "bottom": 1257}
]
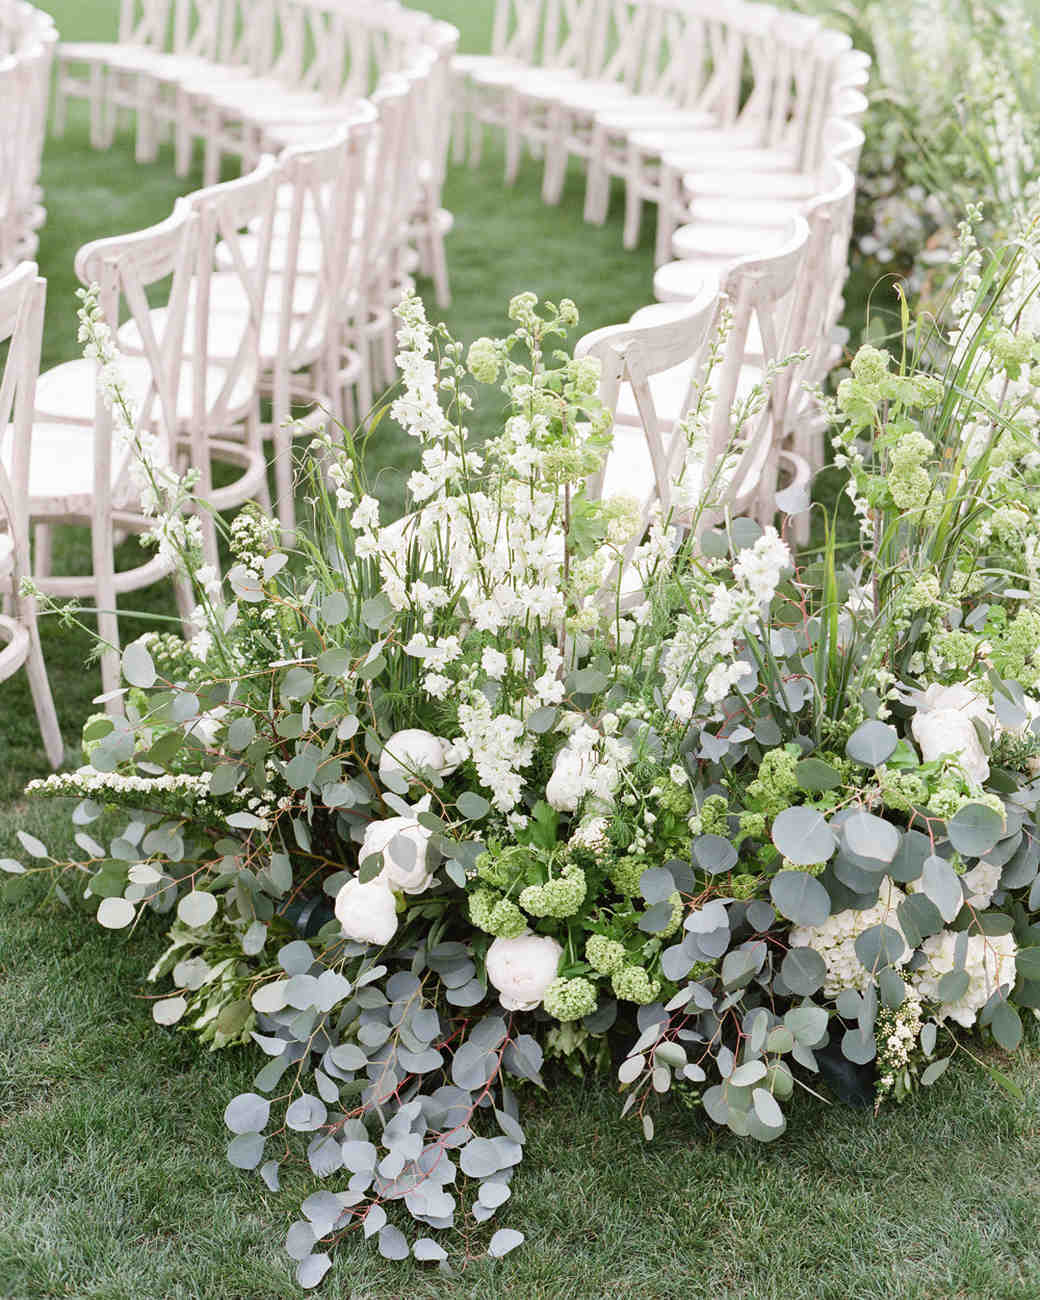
[
  {"left": 0, "top": 262, "right": 62, "bottom": 767},
  {"left": 0, "top": 20, "right": 54, "bottom": 274},
  {"left": 26, "top": 208, "right": 197, "bottom": 705},
  {"left": 53, "top": 0, "right": 175, "bottom": 152},
  {"left": 575, "top": 282, "right": 721, "bottom": 604},
  {"left": 579, "top": 218, "right": 813, "bottom": 589},
  {"left": 115, "top": 157, "right": 281, "bottom": 567}
]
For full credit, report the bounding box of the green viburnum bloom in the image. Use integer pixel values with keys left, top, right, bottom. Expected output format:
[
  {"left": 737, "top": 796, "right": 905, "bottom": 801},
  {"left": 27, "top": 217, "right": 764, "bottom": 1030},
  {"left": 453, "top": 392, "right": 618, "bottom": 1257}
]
[
  {"left": 519, "top": 863, "right": 587, "bottom": 919},
  {"left": 878, "top": 768, "right": 929, "bottom": 813},
  {"left": 542, "top": 976, "right": 598, "bottom": 1022},
  {"left": 611, "top": 964, "right": 662, "bottom": 1005},
  {"left": 586, "top": 935, "right": 626, "bottom": 975},
  {"left": 468, "top": 888, "right": 527, "bottom": 939},
  {"left": 466, "top": 337, "right": 501, "bottom": 385},
  {"left": 659, "top": 892, "right": 684, "bottom": 939},
  {"left": 692, "top": 793, "right": 729, "bottom": 836},
  {"left": 610, "top": 855, "right": 649, "bottom": 897},
  {"left": 737, "top": 810, "right": 766, "bottom": 843},
  {"left": 746, "top": 748, "right": 799, "bottom": 817}
]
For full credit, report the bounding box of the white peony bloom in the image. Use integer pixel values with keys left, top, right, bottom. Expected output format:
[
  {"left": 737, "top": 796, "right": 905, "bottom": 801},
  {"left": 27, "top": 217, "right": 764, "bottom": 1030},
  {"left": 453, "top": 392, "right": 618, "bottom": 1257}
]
[
  {"left": 912, "top": 929, "right": 1017, "bottom": 1027},
  {"left": 911, "top": 708, "right": 990, "bottom": 785},
  {"left": 361, "top": 815, "right": 435, "bottom": 894},
  {"left": 960, "top": 860, "right": 1001, "bottom": 910},
  {"left": 485, "top": 932, "right": 563, "bottom": 1011},
  {"left": 378, "top": 728, "right": 455, "bottom": 787},
  {"left": 334, "top": 876, "right": 399, "bottom": 946},
  {"left": 667, "top": 688, "right": 696, "bottom": 723}
]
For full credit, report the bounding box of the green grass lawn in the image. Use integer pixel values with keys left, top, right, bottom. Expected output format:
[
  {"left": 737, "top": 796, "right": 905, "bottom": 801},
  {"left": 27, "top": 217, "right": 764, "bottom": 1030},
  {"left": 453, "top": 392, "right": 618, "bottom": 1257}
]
[{"left": 2, "top": 3, "right": 1039, "bottom": 1297}]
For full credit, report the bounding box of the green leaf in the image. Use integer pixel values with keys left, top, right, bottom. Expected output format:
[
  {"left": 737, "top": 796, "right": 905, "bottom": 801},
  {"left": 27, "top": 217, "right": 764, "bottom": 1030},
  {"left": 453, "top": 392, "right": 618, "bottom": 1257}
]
[
  {"left": 227, "top": 717, "right": 256, "bottom": 751},
  {"left": 781, "top": 946, "right": 827, "bottom": 995},
  {"left": 795, "top": 758, "right": 842, "bottom": 792},
  {"left": 209, "top": 763, "right": 242, "bottom": 797},
  {"left": 845, "top": 720, "right": 898, "bottom": 767},
  {"left": 920, "top": 1057, "right": 950, "bottom": 1086},
  {"left": 990, "top": 1001, "right": 1022, "bottom": 1052},
  {"left": 1014, "top": 948, "right": 1040, "bottom": 981},
  {"left": 122, "top": 640, "right": 156, "bottom": 689},
  {"left": 854, "top": 924, "right": 905, "bottom": 972},
  {"left": 317, "top": 647, "right": 352, "bottom": 677},
  {"left": 921, "top": 855, "right": 963, "bottom": 923},
  {"left": 770, "top": 870, "right": 831, "bottom": 925},
  {"left": 784, "top": 1004, "right": 829, "bottom": 1047},
  {"left": 361, "top": 593, "right": 394, "bottom": 630},
  {"left": 948, "top": 802, "right": 1004, "bottom": 858},
  {"left": 693, "top": 834, "right": 738, "bottom": 875},
  {"left": 938, "top": 970, "right": 970, "bottom": 1003},
  {"left": 843, "top": 812, "right": 899, "bottom": 864},
  {"left": 320, "top": 592, "right": 349, "bottom": 626},
  {"left": 770, "top": 807, "right": 836, "bottom": 866},
  {"left": 457, "top": 792, "right": 490, "bottom": 820},
  {"left": 281, "top": 667, "right": 315, "bottom": 702}
]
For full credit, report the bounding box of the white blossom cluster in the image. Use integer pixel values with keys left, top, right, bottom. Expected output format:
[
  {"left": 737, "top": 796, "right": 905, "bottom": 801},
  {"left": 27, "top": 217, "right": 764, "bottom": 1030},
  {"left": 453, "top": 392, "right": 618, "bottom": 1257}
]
[
  {"left": 875, "top": 989, "right": 924, "bottom": 1103},
  {"left": 790, "top": 878, "right": 910, "bottom": 996},
  {"left": 911, "top": 929, "right": 1018, "bottom": 1028},
  {"left": 662, "top": 526, "right": 791, "bottom": 714}
]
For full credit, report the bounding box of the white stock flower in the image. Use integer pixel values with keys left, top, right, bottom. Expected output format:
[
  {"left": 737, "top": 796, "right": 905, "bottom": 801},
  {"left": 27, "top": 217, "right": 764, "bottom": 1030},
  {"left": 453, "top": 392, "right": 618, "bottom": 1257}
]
[
  {"left": 334, "top": 876, "right": 399, "bottom": 945},
  {"left": 485, "top": 932, "right": 563, "bottom": 1011},
  {"left": 378, "top": 729, "right": 455, "bottom": 787},
  {"left": 360, "top": 814, "right": 435, "bottom": 894}
]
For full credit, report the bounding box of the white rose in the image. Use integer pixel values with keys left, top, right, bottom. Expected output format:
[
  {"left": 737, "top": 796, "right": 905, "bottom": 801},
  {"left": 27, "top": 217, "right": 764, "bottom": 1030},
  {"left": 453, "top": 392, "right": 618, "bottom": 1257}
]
[
  {"left": 911, "top": 708, "right": 989, "bottom": 785},
  {"left": 334, "top": 876, "right": 399, "bottom": 946},
  {"left": 545, "top": 746, "right": 592, "bottom": 812},
  {"left": 485, "top": 932, "right": 563, "bottom": 1011},
  {"left": 361, "top": 815, "right": 435, "bottom": 894},
  {"left": 378, "top": 729, "right": 456, "bottom": 787}
]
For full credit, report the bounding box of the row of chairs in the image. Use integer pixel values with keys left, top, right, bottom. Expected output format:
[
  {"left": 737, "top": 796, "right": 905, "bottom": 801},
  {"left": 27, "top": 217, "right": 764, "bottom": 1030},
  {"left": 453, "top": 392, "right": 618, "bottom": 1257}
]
[
  {"left": 1, "top": 2, "right": 460, "bottom": 761},
  {"left": 456, "top": 0, "right": 864, "bottom": 589},
  {"left": 53, "top": 1, "right": 457, "bottom": 308},
  {"left": 0, "top": 3, "right": 54, "bottom": 273}
]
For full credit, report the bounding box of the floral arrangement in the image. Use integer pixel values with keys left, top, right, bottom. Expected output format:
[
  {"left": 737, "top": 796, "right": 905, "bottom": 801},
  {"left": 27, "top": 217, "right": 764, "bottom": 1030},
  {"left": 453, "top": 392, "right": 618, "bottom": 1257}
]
[{"left": 12, "top": 231, "right": 1040, "bottom": 1289}]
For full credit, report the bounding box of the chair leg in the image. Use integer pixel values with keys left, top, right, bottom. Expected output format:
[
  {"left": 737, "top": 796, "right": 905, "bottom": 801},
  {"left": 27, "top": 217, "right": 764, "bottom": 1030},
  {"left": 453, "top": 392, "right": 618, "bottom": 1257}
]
[
  {"left": 271, "top": 367, "right": 296, "bottom": 536},
  {"left": 655, "top": 166, "right": 680, "bottom": 268},
  {"left": 429, "top": 219, "right": 452, "bottom": 309},
  {"left": 174, "top": 91, "right": 193, "bottom": 177},
  {"left": 53, "top": 80, "right": 67, "bottom": 138},
  {"left": 89, "top": 65, "right": 106, "bottom": 149},
  {"left": 91, "top": 514, "right": 121, "bottom": 711},
  {"left": 22, "top": 601, "right": 63, "bottom": 768},
  {"left": 504, "top": 95, "right": 522, "bottom": 185}
]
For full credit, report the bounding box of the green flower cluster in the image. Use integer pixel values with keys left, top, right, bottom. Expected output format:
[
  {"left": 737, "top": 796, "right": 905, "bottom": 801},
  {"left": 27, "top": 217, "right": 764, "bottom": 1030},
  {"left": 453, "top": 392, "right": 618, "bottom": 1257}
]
[
  {"left": 468, "top": 888, "right": 527, "bottom": 939},
  {"left": 691, "top": 793, "right": 729, "bottom": 836},
  {"left": 888, "top": 430, "right": 936, "bottom": 517},
  {"left": 519, "top": 863, "right": 587, "bottom": 918},
  {"left": 611, "top": 964, "right": 662, "bottom": 1005},
  {"left": 878, "top": 767, "right": 929, "bottom": 813},
  {"left": 746, "top": 748, "right": 799, "bottom": 817},
  {"left": 585, "top": 935, "right": 626, "bottom": 975},
  {"left": 466, "top": 336, "right": 501, "bottom": 385},
  {"left": 543, "top": 976, "right": 597, "bottom": 1022}
]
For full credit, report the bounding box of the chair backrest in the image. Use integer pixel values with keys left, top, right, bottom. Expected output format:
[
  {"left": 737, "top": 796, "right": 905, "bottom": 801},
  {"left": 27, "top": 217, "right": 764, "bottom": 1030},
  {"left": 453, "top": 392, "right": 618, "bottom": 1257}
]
[
  {"left": 181, "top": 154, "right": 279, "bottom": 436},
  {"left": 172, "top": 0, "right": 224, "bottom": 60},
  {"left": 487, "top": 0, "right": 546, "bottom": 62},
  {"left": 541, "top": 0, "right": 600, "bottom": 75},
  {"left": 118, "top": 0, "right": 175, "bottom": 51},
  {"left": 796, "top": 159, "right": 856, "bottom": 382},
  {"left": 74, "top": 205, "right": 197, "bottom": 509},
  {"left": 576, "top": 283, "right": 720, "bottom": 512},
  {"left": 586, "top": 0, "right": 651, "bottom": 91},
  {"left": 707, "top": 217, "right": 811, "bottom": 512},
  {"left": 0, "top": 262, "right": 45, "bottom": 564}
]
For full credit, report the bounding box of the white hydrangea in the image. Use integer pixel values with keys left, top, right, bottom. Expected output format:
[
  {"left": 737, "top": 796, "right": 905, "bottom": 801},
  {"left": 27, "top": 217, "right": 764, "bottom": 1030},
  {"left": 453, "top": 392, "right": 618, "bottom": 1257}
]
[
  {"left": 911, "top": 929, "right": 1018, "bottom": 1027},
  {"left": 790, "top": 878, "right": 909, "bottom": 996}
]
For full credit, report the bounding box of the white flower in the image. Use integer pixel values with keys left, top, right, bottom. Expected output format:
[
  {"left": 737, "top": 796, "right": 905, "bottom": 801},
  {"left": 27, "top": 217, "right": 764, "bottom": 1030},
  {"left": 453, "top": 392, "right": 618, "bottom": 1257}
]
[
  {"left": 667, "top": 688, "right": 695, "bottom": 723},
  {"left": 360, "top": 815, "right": 435, "bottom": 894},
  {"left": 481, "top": 647, "right": 508, "bottom": 678},
  {"left": 485, "top": 932, "right": 563, "bottom": 1011},
  {"left": 546, "top": 746, "right": 594, "bottom": 812},
  {"left": 911, "top": 704, "right": 990, "bottom": 785},
  {"left": 790, "top": 878, "right": 909, "bottom": 996},
  {"left": 912, "top": 929, "right": 1017, "bottom": 1027},
  {"left": 961, "top": 860, "right": 1001, "bottom": 910},
  {"left": 334, "top": 876, "right": 399, "bottom": 945},
  {"left": 378, "top": 729, "right": 455, "bottom": 787}
]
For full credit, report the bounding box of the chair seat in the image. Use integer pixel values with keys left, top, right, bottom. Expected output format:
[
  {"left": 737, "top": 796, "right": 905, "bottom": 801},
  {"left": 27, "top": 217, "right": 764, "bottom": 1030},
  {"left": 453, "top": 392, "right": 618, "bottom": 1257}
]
[
  {"left": 2, "top": 419, "right": 121, "bottom": 502},
  {"left": 520, "top": 79, "right": 644, "bottom": 109},
  {"left": 594, "top": 105, "right": 715, "bottom": 132},
  {"left": 34, "top": 355, "right": 255, "bottom": 428},
  {"left": 652, "top": 257, "right": 724, "bottom": 303},
  {"left": 663, "top": 144, "right": 797, "bottom": 174},
  {"left": 684, "top": 194, "right": 804, "bottom": 227},
  {"left": 469, "top": 62, "right": 580, "bottom": 89},
  {"left": 671, "top": 221, "right": 790, "bottom": 261},
  {"left": 57, "top": 40, "right": 124, "bottom": 63},
  {"left": 629, "top": 122, "right": 767, "bottom": 153},
  {"left": 682, "top": 169, "right": 818, "bottom": 201}
]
